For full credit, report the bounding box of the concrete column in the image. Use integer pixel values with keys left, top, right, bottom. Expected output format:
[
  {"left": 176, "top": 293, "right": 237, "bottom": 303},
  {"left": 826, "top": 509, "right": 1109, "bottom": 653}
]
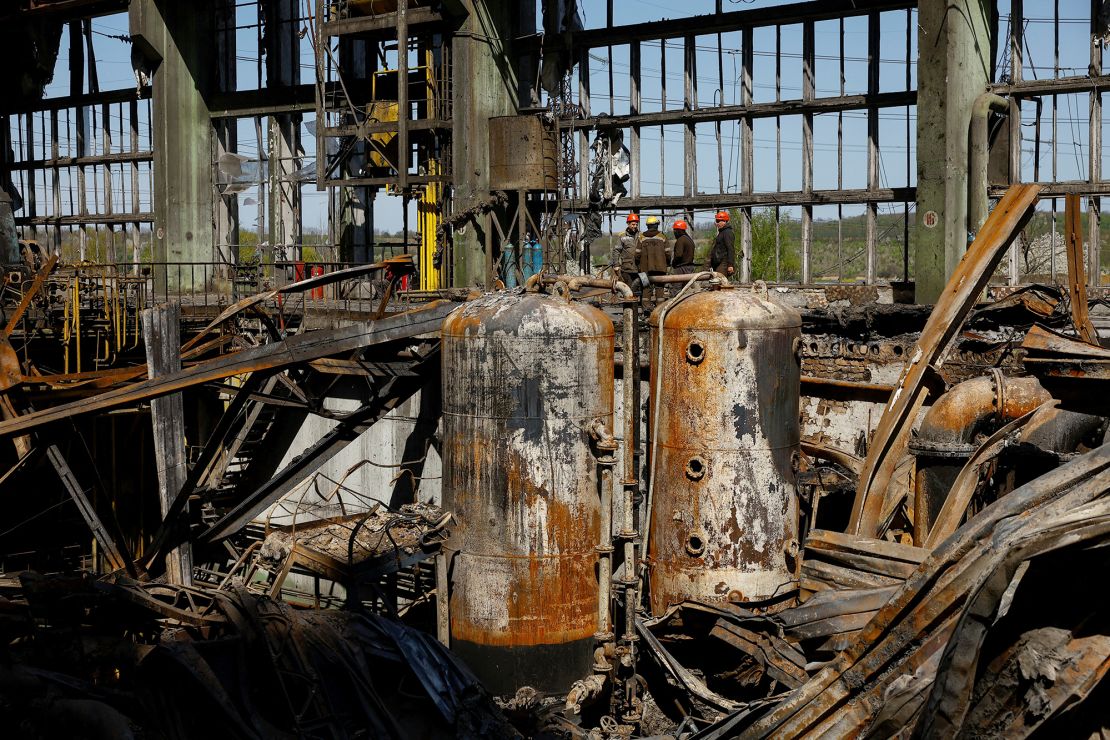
[
  {"left": 130, "top": 0, "right": 217, "bottom": 295},
  {"left": 449, "top": 0, "right": 518, "bottom": 286},
  {"left": 264, "top": 0, "right": 302, "bottom": 262},
  {"left": 914, "top": 0, "right": 993, "bottom": 303}
]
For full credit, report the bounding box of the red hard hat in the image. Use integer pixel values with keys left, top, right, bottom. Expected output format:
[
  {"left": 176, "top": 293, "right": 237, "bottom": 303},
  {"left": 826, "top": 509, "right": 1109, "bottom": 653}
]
[
  {"left": 673, "top": 220, "right": 688, "bottom": 230},
  {"left": 715, "top": 211, "right": 730, "bottom": 221},
  {"left": 626, "top": 213, "right": 640, "bottom": 223}
]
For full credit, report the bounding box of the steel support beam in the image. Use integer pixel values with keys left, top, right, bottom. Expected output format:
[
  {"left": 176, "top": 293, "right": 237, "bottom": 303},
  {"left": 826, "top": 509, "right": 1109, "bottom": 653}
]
[
  {"left": 0, "top": 301, "right": 456, "bottom": 438},
  {"left": 199, "top": 352, "right": 438, "bottom": 544}
]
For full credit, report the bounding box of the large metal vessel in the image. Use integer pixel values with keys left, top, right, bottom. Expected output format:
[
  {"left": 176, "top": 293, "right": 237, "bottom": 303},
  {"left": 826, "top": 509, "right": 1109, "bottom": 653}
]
[
  {"left": 487, "top": 115, "right": 559, "bottom": 191},
  {"left": 647, "top": 285, "right": 802, "bottom": 614},
  {"left": 441, "top": 292, "right": 613, "bottom": 695}
]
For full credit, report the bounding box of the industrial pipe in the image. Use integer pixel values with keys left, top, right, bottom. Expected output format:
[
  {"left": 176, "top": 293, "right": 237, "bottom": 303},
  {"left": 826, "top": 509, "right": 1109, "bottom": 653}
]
[
  {"left": 968, "top": 93, "right": 1018, "bottom": 239},
  {"left": 619, "top": 296, "right": 640, "bottom": 650},
  {"left": 588, "top": 419, "right": 619, "bottom": 641},
  {"left": 910, "top": 373, "right": 1050, "bottom": 544},
  {"left": 643, "top": 272, "right": 728, "bottom": 284},
  {"left": 524, "top": 272, "right": 634, "bottom": 299},
  {"left": 923, "top": 402, "right": 1108, "bottom": 548},
  {"left": 1017, "top": 406, "right": 1108, "bottom": 454}
]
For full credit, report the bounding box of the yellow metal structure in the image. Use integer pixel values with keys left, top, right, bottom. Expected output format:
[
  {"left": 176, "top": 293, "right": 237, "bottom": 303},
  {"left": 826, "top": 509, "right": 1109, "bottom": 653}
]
[
  {"left": 362, "top": 48, "right": 444, "bottom": 288},
  {"left": 417, "top": 46, "right": 441, "bottom": 290},
  {"left": 418, "top": 161, "right": 441, "bottom": 290}
]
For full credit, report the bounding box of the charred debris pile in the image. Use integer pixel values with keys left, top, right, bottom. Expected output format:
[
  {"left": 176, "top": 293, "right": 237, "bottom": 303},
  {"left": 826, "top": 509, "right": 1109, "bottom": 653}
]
[{"left": 1, "top": 187, "right": 1109, "bottom": 738}]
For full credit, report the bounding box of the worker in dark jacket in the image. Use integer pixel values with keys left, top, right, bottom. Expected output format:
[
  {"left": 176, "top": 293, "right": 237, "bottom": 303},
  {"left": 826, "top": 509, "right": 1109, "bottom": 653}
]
[
  {"left": 638, "top": 215, "right": 670, "bottom": 302},
  {"left": 613, "top": 213, "right": 641, "bottom": 291},
  {"left": 709, "top": 210, "right": 736, "bottom": 278},
  {"left": 670, "top": 219, "right": 696, "bottom": 274}
]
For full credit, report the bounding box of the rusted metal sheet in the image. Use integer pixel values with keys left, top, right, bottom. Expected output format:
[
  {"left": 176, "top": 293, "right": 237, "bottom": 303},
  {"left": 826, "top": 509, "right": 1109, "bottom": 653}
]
[
  {"left": 0, "top": 300, "right": 455, "bottom": 438},
  {"left": 1022, "top": 324, "right": 1110, "bottom": 413},
  {"left": 441, "top": 292, "right": 612, "bottom": 695},
  {"left": 937, "top": 626, "right": 1110, "bottom": 736},
  {"left": 712, "top": 441, "right": 1110, "bottom": 738},
  {"left": 776, "top": 584, "right": 900, "bottom": 642},
  {"left": 636, "top": 616, "right": 742, "bottom": 713},
  {"left": 647, "top": 286, "right": 802, "bottom": 613},
  {"left": 850, "top": 183, "right": 1041, "bottom": 537},
  {"left": 803, "top": 529, "right": 926, "bottom": 581},
  {"left": 709, "top": 621, "right": 809, "bottom": 688},
  {"left": 1023, "top": 323, "right": 1110, "bottom": 358}
]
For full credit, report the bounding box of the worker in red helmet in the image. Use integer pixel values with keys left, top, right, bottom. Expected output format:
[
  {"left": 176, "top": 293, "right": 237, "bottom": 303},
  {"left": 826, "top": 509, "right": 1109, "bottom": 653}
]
[
  {"left": 613, "top": 213, "right": 641, "bottom": 291},
  {"left": 709, "top": 210, "right": 736, "bottom": 278},
  {"left": 671, "top": 219, "right": 697, "bottom": 275}
]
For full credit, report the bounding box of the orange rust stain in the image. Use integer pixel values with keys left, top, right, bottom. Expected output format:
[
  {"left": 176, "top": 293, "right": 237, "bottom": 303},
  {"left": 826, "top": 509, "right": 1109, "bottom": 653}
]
[{"left": 450, "top": 444, "right": 600, "bottom": 648}]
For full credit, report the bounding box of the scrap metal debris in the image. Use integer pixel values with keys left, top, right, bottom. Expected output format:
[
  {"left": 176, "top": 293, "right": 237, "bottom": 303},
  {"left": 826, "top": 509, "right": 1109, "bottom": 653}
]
[
  {"left": 0, "top": 572, "right": 516, "bottom": 739},
  {"left": 1, "top": 183, "right": 1108, "bottom": 740},
  {"left": 259, "top": 502, "right": 450, "bottom": 571},
  {"left": 641, "top": 443, "right": 1110, "bottom": 739}
]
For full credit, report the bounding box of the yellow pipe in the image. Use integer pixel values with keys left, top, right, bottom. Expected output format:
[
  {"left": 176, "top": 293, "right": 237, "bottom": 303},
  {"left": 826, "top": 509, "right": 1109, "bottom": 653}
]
[
  {"left": 62, "top": 280, "right": 70, "bottom": 374},
  {"left": 74, "top": 277, "right": 81, "bottom": 374}
]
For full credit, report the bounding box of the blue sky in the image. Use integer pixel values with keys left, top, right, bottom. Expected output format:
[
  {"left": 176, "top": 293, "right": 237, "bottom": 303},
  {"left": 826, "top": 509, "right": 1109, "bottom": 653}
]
[{"left": 17, "top": 0, "right": 1106, "bottom": 237}]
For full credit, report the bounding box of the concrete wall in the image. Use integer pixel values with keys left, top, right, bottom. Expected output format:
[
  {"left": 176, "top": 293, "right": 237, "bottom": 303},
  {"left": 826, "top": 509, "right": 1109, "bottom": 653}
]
[{"left": 260, "top": 389, "right": 443, "bottom": 527}]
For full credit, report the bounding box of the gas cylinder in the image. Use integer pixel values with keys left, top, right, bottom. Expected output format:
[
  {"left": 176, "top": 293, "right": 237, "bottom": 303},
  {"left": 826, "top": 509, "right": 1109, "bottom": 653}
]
[
  {"left": 442, "top": 291, "right": 614, "bottom": 694},
  {"left": 647, "top": 285, "right": 801, "bottom": 614}
]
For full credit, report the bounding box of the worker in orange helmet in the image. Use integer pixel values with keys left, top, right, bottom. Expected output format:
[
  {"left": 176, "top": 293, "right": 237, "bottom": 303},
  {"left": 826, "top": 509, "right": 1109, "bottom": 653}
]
[
  {"left": 671, "top": 219, "right": 697, "bottom": 275},
  {"left": 709, "top": 210, "right": 736, "bottom": 278},
  {"left": 612, "top": 213, "right": 641, "bottom": 291}
]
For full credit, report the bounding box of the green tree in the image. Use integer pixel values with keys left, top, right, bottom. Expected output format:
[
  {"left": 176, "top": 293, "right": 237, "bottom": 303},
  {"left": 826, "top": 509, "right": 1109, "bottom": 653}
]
[{"left": 740, "top": 207, "right": 800, "bottom": 282}]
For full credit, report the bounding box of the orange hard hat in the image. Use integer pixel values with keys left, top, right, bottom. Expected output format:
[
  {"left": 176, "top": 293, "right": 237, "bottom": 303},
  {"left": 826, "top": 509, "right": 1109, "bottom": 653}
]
[
  {"left": 626, "top": 213, "right": 640, "bottom": 223},
  {"left": 673, "top": 220, "right": 688, "bottom": 230},
  {"left": 715, "top": 211, "right": 730, "bottom": 221}
]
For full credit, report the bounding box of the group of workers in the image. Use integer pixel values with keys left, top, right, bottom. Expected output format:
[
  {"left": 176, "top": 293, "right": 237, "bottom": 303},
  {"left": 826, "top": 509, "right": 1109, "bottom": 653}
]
[{"left": 612, "top": 211, "right": 737, "bottom": 300}]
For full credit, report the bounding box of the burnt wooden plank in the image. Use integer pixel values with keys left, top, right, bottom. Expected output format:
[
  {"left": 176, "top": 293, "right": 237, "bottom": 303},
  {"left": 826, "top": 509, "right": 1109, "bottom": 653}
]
[{"left": 142, "top": 303, "right": 192, "bottom": 584}]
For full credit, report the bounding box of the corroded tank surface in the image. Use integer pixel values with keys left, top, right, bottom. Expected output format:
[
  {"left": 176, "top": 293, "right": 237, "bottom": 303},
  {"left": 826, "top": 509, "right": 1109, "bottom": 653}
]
[
  {"left": 442, "top": 292, "right": 613, "bottom": 695},
  {"left": 488, "top": 115, "right": 559, "bottom": 191},
  {"left": 648, "top": 286, "right": 801, "bottom": 614}
]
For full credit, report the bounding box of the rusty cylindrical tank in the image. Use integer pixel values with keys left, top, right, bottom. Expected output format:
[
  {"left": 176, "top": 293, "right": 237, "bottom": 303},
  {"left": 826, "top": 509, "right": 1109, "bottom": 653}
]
[
  {"left": 442, "top": 292, "right": 613, "bottom": 695},
  {"left": 647, "top": 285, "right": 802, "bottom": 614}
]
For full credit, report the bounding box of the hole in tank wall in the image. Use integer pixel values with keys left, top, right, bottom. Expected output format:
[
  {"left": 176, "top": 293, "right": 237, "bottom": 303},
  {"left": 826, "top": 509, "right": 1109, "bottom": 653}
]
[
  {"left": 686, "top": 533, "right": 706, "bottom": 557},
  {"left": 686, "top": 340, "right": 706, "bottom": 365},
  {"left": 685, "top": 456, "right": 707, "bottom": 480}
]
